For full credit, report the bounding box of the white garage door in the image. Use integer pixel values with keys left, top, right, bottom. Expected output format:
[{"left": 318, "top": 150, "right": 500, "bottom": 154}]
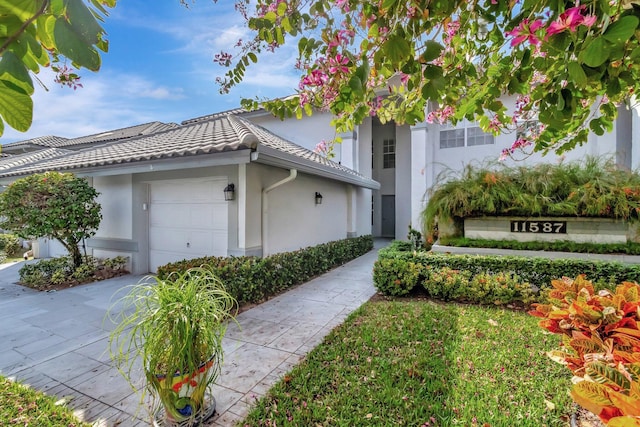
[{"left": 149, "top": 178, "right": 228, "bottom": 272}]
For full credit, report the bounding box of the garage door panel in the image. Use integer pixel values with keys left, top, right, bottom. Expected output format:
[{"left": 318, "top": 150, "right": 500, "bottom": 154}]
[
  {"left": 148, "top": 178, "right": 228, "bottom": 272},
  {"left": 149, "top": 228, "right": 187, "bottom": 251}
]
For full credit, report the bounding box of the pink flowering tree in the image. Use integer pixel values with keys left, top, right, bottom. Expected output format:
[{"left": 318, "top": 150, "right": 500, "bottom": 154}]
[{"left": 217, "top": 0, "right": 640, "bottom": 156}]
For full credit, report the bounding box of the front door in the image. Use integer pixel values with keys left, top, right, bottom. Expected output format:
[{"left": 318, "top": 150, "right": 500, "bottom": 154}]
[{"left": 381, "top": 195, "right": 395, "bottom": 237}]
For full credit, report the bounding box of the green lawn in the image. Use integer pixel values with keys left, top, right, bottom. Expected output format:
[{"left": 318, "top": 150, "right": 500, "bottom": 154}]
[
  {"left": 241, "top": 300, "right": 573, "bottom": 426},
  {"left": 0, "top": 375, "right": 90, "bottom": 426}
]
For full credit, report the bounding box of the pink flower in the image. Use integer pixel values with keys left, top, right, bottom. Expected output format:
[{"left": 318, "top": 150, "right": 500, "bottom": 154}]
[
  {"left": 328, "top": 54, "right": 350, "bottom": 74},
  {"left": 506, "top": 19, "right": 543, "bottom": 46},
  {"left": 547, "top": 6, "right": 597, "bottom": 37}
]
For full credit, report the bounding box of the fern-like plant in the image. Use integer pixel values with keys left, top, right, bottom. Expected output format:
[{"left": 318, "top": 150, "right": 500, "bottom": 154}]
[{"left": 529, "top": 276, "right": 640, "bottom": 425}]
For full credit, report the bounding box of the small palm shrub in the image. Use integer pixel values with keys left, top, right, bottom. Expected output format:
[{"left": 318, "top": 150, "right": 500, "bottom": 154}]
[{"left": 422, "top": 157, "right": 640, "bottom": 240}]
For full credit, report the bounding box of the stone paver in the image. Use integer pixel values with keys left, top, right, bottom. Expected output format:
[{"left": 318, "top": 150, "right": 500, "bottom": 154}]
[{"left": 0, "top": 242, "right": 383, "bottom": 426}]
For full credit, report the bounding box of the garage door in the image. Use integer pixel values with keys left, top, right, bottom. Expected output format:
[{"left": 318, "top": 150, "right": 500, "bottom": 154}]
[{"left": 149, "top": 178, "right": 228, "bottom": 272}]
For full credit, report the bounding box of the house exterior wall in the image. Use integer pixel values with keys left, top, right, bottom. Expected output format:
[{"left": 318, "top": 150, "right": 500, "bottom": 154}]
[
  {"left": 262, "top": 166, "right": 349, "bottom": 254},
  {"left": 249, "top": 112, "right": 340, "bottom": 161}
]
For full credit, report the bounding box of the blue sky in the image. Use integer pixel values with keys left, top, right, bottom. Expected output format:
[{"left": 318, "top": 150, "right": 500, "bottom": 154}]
[{"left": 2, "top": 0, "right": 301, "bottom": 143}]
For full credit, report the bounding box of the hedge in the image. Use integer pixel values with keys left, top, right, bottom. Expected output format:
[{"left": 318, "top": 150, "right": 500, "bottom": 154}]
[
  {"left": 157, "top": 235, "right": 374, "bottom": 304},
  {"left": 377, "top": 250, "right": 640, "bottom": 290}
]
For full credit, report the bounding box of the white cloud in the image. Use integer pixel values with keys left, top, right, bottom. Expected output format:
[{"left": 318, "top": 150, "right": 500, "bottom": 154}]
[{"left": 1, "top": 69, "right": 179, "bottom": 143}]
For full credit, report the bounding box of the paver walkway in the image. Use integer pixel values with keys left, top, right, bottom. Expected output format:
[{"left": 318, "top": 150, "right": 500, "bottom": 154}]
[{"left": 0, "top": 243, "right": 383, "bottom": 426}]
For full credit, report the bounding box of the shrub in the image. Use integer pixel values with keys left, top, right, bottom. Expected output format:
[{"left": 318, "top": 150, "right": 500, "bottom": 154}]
[
  {"left": 529, "top": 276, "right": 640, "bottom": 425},
  {"left": 0, "top": 251, "right": 5, "bottom": 264},
  {"left": 439, "top": 236, "right": 640, "bottom": 256},
  {"left": 373, "top": 259, "right": 424, "bottom": 296},
  {"left": 378, "top": 250, "right": 640, "bottom": 291},
  {"left": 157, "top": 235, "right": 374, "bottom": 304},
  {"left": 0, "top": 234, "right": 21, "bottom": 256},
  {"left": 423, "top": 266, "right": 471, "bottom": 300},
  {"left": 19, "top": 255, "right": 129, "bottom": 290}
]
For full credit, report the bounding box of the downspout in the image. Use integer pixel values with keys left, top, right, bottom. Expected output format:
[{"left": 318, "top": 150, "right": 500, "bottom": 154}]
[{"left": 262, "top": 169, "right": 297, "bottom": 256}]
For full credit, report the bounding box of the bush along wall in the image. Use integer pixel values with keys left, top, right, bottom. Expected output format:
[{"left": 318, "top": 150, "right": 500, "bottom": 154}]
[
  {"left": 374, "top": 248, "right": 640, "bottom": 304},
  {"left": 157, "top": 235, "right": 374, "bottom": 304}
]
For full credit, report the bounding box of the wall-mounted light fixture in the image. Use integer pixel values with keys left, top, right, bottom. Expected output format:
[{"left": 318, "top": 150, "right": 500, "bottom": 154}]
[
  {"left": 224, "top": 183, "right": 235, "bottom": 201},
  {"left": 315, "top": 192, "right": 323, "bottom": 205}
]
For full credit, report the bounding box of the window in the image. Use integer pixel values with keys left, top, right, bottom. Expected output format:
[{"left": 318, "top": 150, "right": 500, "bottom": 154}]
[
  {"left": 467, "top": 126, "right": 494, "bottom": 146},
  {"left": 439, "top": 121, "right": 494, "bottom": 148},
  {"left": 383, "top": 139, "right": 396, "bottom": 169},
  {"left": 440, "top": 129, "right": 465, "bottom": 148}
]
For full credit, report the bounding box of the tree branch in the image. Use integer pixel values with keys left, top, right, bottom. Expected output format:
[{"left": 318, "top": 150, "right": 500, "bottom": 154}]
[{"left": 0, "top": 0, "right": 50, "bottom": 58}]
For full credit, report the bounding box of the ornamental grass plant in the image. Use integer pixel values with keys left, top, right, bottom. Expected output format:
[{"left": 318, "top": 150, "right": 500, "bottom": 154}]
[
  {"left": 422, "top": 157, "right": 640, "bottom": 240},
  {"left": 108, "top": 267, "right": 236, "bottom": 424}
]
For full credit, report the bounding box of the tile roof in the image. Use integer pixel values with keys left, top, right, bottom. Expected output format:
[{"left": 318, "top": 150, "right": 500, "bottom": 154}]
[
  {"left": 0, "top": 148, "right": 71, "bottom": 171},
  {"left": 0, "top": 115, "right": 379, "bottom": 189},
  {"left": 181, "top": 108, "right": 248, "bottom": 125},
  {"left": 54, "top": 121, "right": 179, "bottom": 147},
  {"left": 1, "top": 135, "right": 70, "bottom": 152}
]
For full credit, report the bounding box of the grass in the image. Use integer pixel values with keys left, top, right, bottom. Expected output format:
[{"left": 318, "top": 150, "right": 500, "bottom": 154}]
[
  {"left": 0, "top": 375, "right": 90, "bottom": 426},
  {"left": 241, "top": 300, "right": 573, "bottom": 426}
]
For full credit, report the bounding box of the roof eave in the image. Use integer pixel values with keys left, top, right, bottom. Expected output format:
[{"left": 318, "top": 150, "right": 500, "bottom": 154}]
[
  {"left": 0, "top": 149, "right": 253, "bottom": 181},
  {"left": 251, "top": 146, "right": 380, "bottom": 190}
]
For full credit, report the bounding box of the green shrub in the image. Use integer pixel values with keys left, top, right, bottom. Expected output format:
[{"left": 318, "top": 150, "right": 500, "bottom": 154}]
[
  {"left": 439, "top": 236, "right": 640, "bottom": 255},
  {"left": 423, "top": 266, "right": 471, "bottom": 300},
  {"left": 19, "top": 255, "right": 129, "bottom": 290},
  {"left": 0, "top": 251, "right": 6, "bottom": 264},
  {"left": 157, "top": 235, "right": 374, "bottom": 304},
  {"left": 378, "top": 251, "right": 640, "bottom": 291},
  {"left": 373, "top": 259, "right": 424, "bottom": 296},
  {"left": 0, "top": 234, "right": 21, "bottom": 256}
]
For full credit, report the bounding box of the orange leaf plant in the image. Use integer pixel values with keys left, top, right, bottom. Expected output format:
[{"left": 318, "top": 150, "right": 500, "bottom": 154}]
[{"left": 529, "top": 275, "right": 640, "bottom": 425}]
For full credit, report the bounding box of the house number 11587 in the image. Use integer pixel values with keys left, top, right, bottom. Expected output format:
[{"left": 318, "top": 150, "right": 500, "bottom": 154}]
[{"left": 510, "top": 221, "right": 567, "bottom": 234}]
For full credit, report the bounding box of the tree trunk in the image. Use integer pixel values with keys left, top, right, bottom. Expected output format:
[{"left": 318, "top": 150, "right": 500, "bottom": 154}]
[{"left": 59, "top": 239, "right": 83, "bottom": 268}]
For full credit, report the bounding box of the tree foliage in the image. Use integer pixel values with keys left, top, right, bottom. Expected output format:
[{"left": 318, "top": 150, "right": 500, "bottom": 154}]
[
  {"left": 216, "top": 0, "right": 640, "bottom": 156},
  {"left": 0, "top": 171, "right": 102, "bottom": 267},
  {"left": 0, "top": 0, "right": 115, "bottom": 137}
]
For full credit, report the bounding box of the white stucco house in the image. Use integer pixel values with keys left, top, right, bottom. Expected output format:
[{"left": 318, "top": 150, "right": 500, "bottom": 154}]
[
  {"left": 0, "top": 100, "right": 637, "bottom": 273},
  {"left": 0, "top": 115, "right": 378, "bottom": 273}
]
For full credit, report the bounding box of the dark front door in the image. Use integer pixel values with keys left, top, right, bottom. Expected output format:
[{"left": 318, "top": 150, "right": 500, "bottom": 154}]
[{"left": 381, "top": 195, "right": 395, "bottom": 237}]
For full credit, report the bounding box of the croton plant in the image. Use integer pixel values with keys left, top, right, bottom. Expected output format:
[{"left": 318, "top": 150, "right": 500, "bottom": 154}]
[{"left": 529, "top": 275, "right": 640, "bottom": 426}]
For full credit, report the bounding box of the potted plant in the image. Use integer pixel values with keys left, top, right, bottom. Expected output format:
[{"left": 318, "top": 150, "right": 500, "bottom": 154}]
[{"left": 109, "top": 267, "right": 236, "bottom": 426}]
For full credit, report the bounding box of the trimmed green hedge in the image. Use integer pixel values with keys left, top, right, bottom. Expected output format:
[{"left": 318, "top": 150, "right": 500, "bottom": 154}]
[
  {"left": 157, "top": 235, "right": 374, "bottom": 304},
  {"left": 377, "top": 250, "right": 640, "bottom": 289},
  {"left": 439, "top": 236, "right": 640, "bottom": 255}
]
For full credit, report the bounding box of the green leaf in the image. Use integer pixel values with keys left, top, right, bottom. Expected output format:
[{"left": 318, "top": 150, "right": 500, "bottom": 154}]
[
  {"left": 281, "top": 16, "right": 292, "bottom": 32},
  {"left": 0, "top": 0, "right": 38, "bottom": 21},
  {"left": 0, "top": 51, "right": 33, "bottom": 95},
  {"left": 581, "top": 38, "right": 609, "bottom": 68},
  {"left": 421, "top": 40, "right": 444, "bottom": 63},
  {"left": 264, "top": 11, "right": 277, "bottom": 23},
  {"left": 275, "top": 27, "right": 284, "bottom": 45},
  {"left": 277, "top": 1, "right": 287, "bottom": 16},
  {"left": 54, "top": 18, "right": 101, "bottom": 70},
  {"left": 66, "top": 0, "right": 104, "bottom": 46},
  {"left": 384, "top": 34, "right": 412, "bottom": 65},
  {"left": 567, "top": 62, "right": 587, "bottom": 87},
  {"left": 0, "top": 80, "right": 32, "bottom": 132},
  {"left": 247, "top": 52, "right": 257, "bottom": 63},
  {"left": 603, "top": 15, "right": 639, "bottom": 43}
]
